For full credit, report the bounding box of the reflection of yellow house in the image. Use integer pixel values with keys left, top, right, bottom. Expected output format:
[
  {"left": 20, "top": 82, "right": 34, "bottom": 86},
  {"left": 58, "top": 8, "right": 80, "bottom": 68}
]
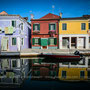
[
  {"left": 59, "top": 15, "right": 90, "bottom": 49},
  {"left": 58, "top": 67, "right": 88, "bottom": 81}
]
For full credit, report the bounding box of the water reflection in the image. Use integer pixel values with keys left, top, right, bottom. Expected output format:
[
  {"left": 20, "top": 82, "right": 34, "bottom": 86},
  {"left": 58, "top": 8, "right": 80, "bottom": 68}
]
[
  {"left": 0, "top": 56, "right": 90, "bottom": 88},
  {"left": 0, "top": 59, "right": 30, "bottom": 87}
]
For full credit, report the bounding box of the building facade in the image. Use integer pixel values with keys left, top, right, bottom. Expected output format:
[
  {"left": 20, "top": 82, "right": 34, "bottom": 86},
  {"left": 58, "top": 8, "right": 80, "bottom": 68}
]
[
  {"left": 59, "top": 15, "right": 90, "bottom": 49},
  {"left": 31, "top": 13, "right": 60, "bottom": 49},
  {"left": 0, "top": 11, "right": 31, "bottom": 51}
]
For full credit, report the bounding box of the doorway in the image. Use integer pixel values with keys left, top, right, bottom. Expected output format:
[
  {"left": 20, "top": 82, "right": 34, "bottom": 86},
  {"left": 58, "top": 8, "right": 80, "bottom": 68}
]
[{"left": 1, "top": 37, "right": 8, "bottom": 51}]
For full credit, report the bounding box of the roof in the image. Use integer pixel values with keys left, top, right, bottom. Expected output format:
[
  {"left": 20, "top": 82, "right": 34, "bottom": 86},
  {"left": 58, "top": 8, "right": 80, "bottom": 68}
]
[
  {"left": 61, "top": 15, "right": 90, "bottom": 20},
  {"left": 31, "top": 13, "right": 60, "bottom": 21},
  {"left": 0, "top": 11, "right": 28, "bottom": 22},
  {"left": 0, "top": 11, "right": 8, "bottom": 15}
]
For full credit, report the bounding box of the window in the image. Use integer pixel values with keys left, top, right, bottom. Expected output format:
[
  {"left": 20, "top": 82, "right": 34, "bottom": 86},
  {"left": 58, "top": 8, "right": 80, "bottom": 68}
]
[
  {"left": 35, "top": 38, "right": 39, "bottom": 45},
  {"left": 89, "top": 37, "right": 90, "bottom": 43},
  {"left": 80, "top": 71, "right": 85, "bottom": 78},
  {"left": 21, "top": 23, "right": 23, "bottom": 30},
  {"left": 49, "top": 24, "right": 56, "bottom": 30},
  {"left": 12, "top": 21, "right": 16, "bottom": 27},
  {"left": 50, "top": 38, "right": 54, "bottom": 45},
  {"left": 62, "top": 71, "right": 66, "bottom": 78},
  {"left": 21, "top": 38, "right": 24, "bottom": 45},
  {"left": 48, "top": 38, "right": 57, "bottom": 45},
  {"left": 12, "top": 38, "right": 16, "bottom": 45},
  {"left": 12, "top": 60, "right": 17, "bottom": 68},
  {"left": 62, "top": 23, "right": 67, "bottom": 30},
  {"left": 32, "top": 38, "right": 40, "bottom": 45},
  {"left": 33, "top": 24, "right": 40, "bottom": 31},
  {"left": 89, "top": 23, "right": 90, "bottom": 30},
  {"left": 81, "top": 23, "right": 86, "bottom": 30}
]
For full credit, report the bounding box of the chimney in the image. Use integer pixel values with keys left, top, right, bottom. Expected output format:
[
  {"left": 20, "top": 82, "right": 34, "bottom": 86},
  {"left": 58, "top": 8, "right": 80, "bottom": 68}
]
[
  {"left": 31, "top": 14, "right": 34, "bottom": 19},
  {"left": 60, "top": 13, "right": 62, "bottom": 18}
]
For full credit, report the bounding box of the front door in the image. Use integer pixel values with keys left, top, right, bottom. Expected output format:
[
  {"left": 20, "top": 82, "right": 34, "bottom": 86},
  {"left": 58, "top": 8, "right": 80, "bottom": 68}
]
[
  {"left": 1, "top": 37, "right": 8, "bottom": 51},
  {"left": 41, "top": 38, "right": 48, "bottom": 49}
]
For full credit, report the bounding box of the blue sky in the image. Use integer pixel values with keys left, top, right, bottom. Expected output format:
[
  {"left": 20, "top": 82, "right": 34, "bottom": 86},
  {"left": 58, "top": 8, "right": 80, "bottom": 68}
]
[{"left": 0, "top": 0, "right": 90, "bottom": 21}]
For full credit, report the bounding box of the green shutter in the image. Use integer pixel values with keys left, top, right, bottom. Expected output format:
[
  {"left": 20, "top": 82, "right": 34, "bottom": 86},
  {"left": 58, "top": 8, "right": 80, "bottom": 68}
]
[
  {"left": 12, "top": 21, "right": 14, "bottom": 27},
  {"left": 39, "top": 24, "right": 40, "bottom": 31},
  {"left": 14, "top": 38, "right": 16, "bottom": 45},
  {"left": 49, "top": 24, "right": 51, "bottom": 30},
  {"left": 32, "top": 38, "right": 35, "bottom": 45},
  {"left": 39, "top": 38, "right": 41, "bottom": 45},
  {"left": 54, "top": 38, "right": 57, "bottom": 45},
  {"left": 48, "top": 38, "right": 50, "bottom": 45},
  {"left": 33, "top": 24, "right": 35, "bottom": 31}
]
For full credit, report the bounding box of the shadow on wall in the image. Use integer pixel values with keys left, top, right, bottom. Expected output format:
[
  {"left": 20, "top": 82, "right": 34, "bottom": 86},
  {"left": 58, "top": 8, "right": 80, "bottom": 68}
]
[{"left": 28, "top": 27, "right": 31, "bottom": 48}]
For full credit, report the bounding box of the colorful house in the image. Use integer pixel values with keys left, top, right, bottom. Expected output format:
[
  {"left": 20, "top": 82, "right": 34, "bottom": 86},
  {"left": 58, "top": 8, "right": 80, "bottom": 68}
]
[
  {"left": 59, "top": 15, "right": 90, "bottom": 49},
  {"left": 0, "top": 11, "right": 31, "bottom": 51},
  {"left": 31, "top": 13, "right": 60, "bottom": 49}
]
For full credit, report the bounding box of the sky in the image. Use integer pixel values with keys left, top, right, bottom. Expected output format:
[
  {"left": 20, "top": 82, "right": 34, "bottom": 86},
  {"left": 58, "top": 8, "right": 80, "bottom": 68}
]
[{"left": 0, "top": 0, "right": 90, "bottom": 22}]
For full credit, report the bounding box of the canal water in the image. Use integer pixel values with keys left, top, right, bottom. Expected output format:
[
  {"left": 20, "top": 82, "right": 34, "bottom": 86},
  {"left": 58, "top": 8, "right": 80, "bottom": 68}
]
[{"left": 0, "top": 56, "right": 90, "bottom": 89}]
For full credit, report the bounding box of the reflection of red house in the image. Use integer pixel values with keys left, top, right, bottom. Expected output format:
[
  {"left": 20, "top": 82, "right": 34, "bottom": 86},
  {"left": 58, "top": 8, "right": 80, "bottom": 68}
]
[{"left": 31, "top": 13, "right": 60, "bottom": 49}]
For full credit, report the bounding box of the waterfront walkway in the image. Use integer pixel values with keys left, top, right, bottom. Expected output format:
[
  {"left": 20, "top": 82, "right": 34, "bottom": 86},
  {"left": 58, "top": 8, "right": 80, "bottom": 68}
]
[{"left": 0, "top": 49, "right": 90, "bottom": 57}]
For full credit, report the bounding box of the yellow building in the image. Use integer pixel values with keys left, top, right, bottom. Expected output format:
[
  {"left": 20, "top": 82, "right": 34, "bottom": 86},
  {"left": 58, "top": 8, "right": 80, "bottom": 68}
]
[
  {"left": 59, "top": 15, "right": 90, "bottom": 49},
  {"left": 58, "top": 67, "right": 88, "bottom": 81}
]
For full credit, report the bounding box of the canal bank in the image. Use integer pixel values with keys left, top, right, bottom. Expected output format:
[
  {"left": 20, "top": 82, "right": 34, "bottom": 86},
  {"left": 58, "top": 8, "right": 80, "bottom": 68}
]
[{"left": 0, "top": 49, "right": 90, "bottom": 57}]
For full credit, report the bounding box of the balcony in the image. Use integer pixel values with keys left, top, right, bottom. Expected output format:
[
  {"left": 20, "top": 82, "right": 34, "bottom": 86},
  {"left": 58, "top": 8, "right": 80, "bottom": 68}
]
[
  {"left": 33, "top": 30, "right": 40, "bottom": 34},
  {"left": 49, "top": 30, "right": 56, "bottom": 37}
]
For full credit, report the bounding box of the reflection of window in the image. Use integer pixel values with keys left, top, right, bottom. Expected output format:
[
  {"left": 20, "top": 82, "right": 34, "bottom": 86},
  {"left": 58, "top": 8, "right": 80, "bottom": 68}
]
[
  {"left": 12, "top": 60, "right": 17, "bottom": 68},
  {"left": 88, "top": 59, "right": 90, "bottom": 65},
  {"left": 12, "top": 38, "right": 16, "bottom": 45},
  {"left": 81, "top": 23, "right": 86, "bottom": 30},
  {"left": 80, "top": 71, "right": 85, "bottom": 78},
  {"left": 62, "top": 71, "right": 66, "bottom": 78}
]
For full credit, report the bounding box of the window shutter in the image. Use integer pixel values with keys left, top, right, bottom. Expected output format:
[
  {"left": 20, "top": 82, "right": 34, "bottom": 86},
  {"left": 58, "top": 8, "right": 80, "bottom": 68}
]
[
  {"left": 55, "top": 24, "right": 56, "bottom": 30},
  {"left": 14, "top": 38, "right": 16, "bottom": 45},
  {"left": 48, "top": 38, "right": 50, "bottom": 45},
  {"left": 32, "top": 38, "right": 35, "bottom": 45},
  {"left": 39, "top": 24, "right": 40, "bottom": 31},
  {"left": 39, "top": 38, "right": 41, "bottom": 45},
  {"left": 54, "top": 38, "right": 57, "bottom": 45},
  {"left": 12, "top": 21, "right": 14, "bottom": 27},
  {"left": 89, "top": 23, "right": 90, "bottom": 29},
  {"left": 33, "top": 24, "right": 35, "bottom": 31},
  {"left": 49, "top": 24, "right": 51, "bottom": 30}
]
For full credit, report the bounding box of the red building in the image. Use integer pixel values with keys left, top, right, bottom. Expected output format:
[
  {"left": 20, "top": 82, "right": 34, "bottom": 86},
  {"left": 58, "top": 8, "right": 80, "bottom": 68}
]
[{"left": 31, "top": 13, "right": 60, "bottom": 49}]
